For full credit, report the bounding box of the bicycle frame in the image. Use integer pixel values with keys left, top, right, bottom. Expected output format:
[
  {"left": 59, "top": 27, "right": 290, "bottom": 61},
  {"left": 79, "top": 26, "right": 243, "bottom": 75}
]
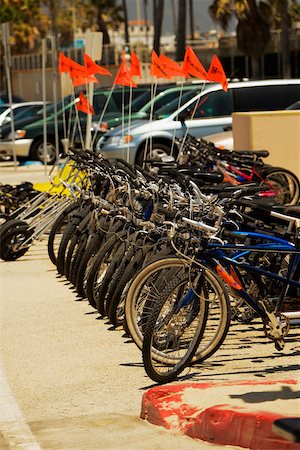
[
  {"left": 199, "top": 231, "right": 300, "bottom": 319},
  {"left": 217, "top": 161, "right": 278, "bottom": 197}
]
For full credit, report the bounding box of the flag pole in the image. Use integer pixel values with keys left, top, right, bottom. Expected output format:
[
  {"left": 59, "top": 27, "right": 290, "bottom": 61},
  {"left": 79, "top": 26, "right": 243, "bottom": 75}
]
[
  {"left": 85, "top": 32, "right": 103, "bottom": 151},
  {"left": 126, "top": 85, "right": 133, "bottom": 163},
  {"left": 50, "top": 36, "right": 60, "bottom": 164},
  {"left": 41, "top": 38, "right": 48, "bottom": 173},
  {"left": 143, "top": 77, "right": 157, "bottom": 167},
  {"left": 2, "top": 23, "right": 17, "bottom": 170}
]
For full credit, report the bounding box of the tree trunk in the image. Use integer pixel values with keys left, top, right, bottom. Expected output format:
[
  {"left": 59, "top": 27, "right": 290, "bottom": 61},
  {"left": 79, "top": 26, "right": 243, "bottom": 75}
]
[
  {"left": 171, "top": 0, "right": 177, "bottom": 36},
  {"left": 122, "top": 0, "right": 130, "bottom": 44},
  {"left": 97, "top": 13, "right": 110, "bottom": 45},
  {"left": 281, "top": 0, "right": 291, "bottom": 78},
  {"left": 175, "top": 0, "right": 186, "bottom": 61},
  {"left": 251, "top": 56, "right": 260, "bottom": 79},
  {"left": 153, "top": 0, "right": 164, "bottom": 55},
  {"left": 189, "top": 0, "right": 195, "bottom": 40}
]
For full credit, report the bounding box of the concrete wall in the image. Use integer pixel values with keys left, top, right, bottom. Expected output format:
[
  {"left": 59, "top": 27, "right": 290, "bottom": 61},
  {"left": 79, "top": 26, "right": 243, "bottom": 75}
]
[{"left": 232, "top": 110, "right": 300, "bottom": 179}]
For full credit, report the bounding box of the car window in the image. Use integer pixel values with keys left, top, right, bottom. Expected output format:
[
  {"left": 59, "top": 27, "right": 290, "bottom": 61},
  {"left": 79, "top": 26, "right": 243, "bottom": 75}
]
[
  {"left": 0, "top": 106, "right": 9, "bottom": 115},
  {"left": 233, "top": 84, "right": 300, "bottom": 112},
  {"left": 155, "top": 91, "right": 202, "bottom": 117},
  {"left": 93, "top": 94, "right": 111, "bottom": 114},
  {"left": 18, "top": 105, "right": 43, "bottom": 118},
  {"left": 126, "top": 92, "right": 151, "bottom": 112},
  {"left": 181, "top": 90, "right": 232, "bottom": 119},
  {"left": 3, "top": 105, "right": 44, "bottom": 123}
]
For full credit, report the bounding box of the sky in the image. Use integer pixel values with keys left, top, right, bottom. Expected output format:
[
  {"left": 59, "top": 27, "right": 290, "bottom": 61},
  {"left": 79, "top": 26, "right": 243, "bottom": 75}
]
[{"left": 121, "top": 0, "right": 222, "bottom": 35}]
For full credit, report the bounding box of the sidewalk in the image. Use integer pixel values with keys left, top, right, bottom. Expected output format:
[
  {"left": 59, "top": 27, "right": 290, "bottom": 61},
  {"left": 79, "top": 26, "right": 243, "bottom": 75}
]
[{"left": 1, "top": 163, "right": 300, "bottom": 450}]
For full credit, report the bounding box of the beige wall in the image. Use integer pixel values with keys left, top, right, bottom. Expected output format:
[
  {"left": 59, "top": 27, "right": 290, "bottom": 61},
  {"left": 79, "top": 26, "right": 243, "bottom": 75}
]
[{"left": 232, "top": 111, "right": 300, "bottom": 179}]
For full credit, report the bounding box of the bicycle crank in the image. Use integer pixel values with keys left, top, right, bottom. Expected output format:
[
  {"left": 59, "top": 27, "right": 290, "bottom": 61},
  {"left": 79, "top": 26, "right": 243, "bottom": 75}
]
[{"left": 263, "top": 310, "right": 290, "bottom": 351}]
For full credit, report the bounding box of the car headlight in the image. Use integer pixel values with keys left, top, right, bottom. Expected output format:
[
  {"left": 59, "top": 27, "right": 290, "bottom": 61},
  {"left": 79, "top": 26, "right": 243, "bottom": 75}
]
[
  {"left": 91, "top": 121, "right": 108, "bottom": 132},
  {"left": 110, "top": 135, "right": 133, "bottom": 146},
  {"left": 8, "top": 129, "right": 26, "bottom": 140}
]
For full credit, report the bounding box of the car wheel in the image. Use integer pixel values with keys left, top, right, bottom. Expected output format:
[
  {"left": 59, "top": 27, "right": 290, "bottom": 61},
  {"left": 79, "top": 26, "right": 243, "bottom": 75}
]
[
  {"left": 136, "top": 142, "right": 174, "bottom": 167},
  {"left": 30, "top": 138, "right": 58, "bottom": 165}
]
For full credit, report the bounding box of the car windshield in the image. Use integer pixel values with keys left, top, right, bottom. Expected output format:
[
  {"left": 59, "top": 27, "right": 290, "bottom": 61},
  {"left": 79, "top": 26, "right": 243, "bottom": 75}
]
[
  {"left": 124, "top": 92, "right": 150, "bottom": 112},
  {"left": 154, "top": 90, "right": 201, "bottom": 118},
  {"left": 43, "top": 96, "right": 73, "bottom": 115}
]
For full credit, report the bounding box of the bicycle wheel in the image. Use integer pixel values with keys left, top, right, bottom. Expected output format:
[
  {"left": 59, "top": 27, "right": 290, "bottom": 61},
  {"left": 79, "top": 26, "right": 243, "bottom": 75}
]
[
  {"left": 142, "top": 271, "right": 208, "bottom": 383},
  {"left": 86, "top": 230, "right": 128, "bottom": 310},
  {"left": 260, "top": 168, "right": 300, "bottom": 205},
  {"left": 125, "top": 256, "right": 191, "bottom": 349},
  {"left": 107, "top": 241, "right": 153, "bottom": 327},
  {"left": 126, "top": 256, "right": 231, "bottom": 363},
  {"left": 142, "top": 263, "right": 231, "bottom": 383},
  {"left": 98, "top": 232, "right": 138, "bottom": 317},
  {"left": 47, "top": 203, "right": 78, "bottom": 266},
  {"left": 0, "top": 223, "right": 32, "bottom": 261},
  {"left": 75, "top": 229, "right": 107, "bottom": 298}
]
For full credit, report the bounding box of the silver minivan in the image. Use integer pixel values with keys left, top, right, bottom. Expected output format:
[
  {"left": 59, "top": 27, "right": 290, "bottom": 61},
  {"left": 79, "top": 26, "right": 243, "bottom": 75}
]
[{"left": 97, "top": 79, "right": 300, "bottom": 165}]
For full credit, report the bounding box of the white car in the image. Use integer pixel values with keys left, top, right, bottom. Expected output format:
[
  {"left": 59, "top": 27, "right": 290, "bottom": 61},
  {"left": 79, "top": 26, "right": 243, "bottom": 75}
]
[
  {"left": 97, "top": 79, "right": 300, "bottom": 165},
  {"left": 202, "top": 130, "right": 233, "bottom": 150},
  {"left": 0, "top": 102, "right": 47, "bottom": 128}
]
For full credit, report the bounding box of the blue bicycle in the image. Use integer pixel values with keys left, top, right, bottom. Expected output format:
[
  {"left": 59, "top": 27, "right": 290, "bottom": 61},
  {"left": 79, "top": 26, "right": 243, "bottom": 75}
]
[{"left": 137, "top": 210, "right": 300, "bottom": 383}]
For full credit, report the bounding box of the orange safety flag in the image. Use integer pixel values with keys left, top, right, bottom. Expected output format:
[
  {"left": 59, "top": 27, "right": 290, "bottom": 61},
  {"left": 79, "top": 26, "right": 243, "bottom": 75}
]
[
  {"left": 206, "top": 55, "right": 228, "bottom": 91},
  {"left": 114, "top": 59, "right": 137, "bottom": 87},
  {"left": 182, "top": 46, "right": 207, "bottom": 79},
  {"left": 159, "top": 54, "right": 184, "bottom": 78},
  {"left": 84, "top": 53, "right": 112, "bottom": 77},
  {"left": 72, "top": 73, "right": 98, "bottom": 87},
  {"left": 58, "top": 52, "right": 73, "bottom": 73},
  {"left": 129, "top": 50, "right": 142, "bottom": 77},
  {"left": 76, "top": 91, "right": 95, "bottom": 115},
  {"left": 150, "top": 50, "right": 170, "bottom": 79}
]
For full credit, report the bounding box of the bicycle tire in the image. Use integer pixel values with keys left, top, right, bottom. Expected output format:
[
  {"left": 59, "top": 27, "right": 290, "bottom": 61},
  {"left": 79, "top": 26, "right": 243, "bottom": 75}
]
[
  {"left": 0, "top": 224, "right": 32, "bottom": 261},
  {"left": 75, "top": 232, "right": 103, "bottom": 298},
  {"left": 64, "top": 212, "right": 92, "bottom": 280},
  {"left": 260, "top": 167, "right": 300, "bottom": 205},
  {"left": 85, "top": 230, "right": 128, "bottom": 310},
  {"left": 107, "top": 241, "right": 154, "bottom": 327},
  {"left": 47, "top": 202, "right": 78, "bottom": 266},
  {"left": 142, "top": 272, "right": 208, "bottom": 383},
  {"left": 125, "top": 256, "right": 231, "bottom": 363}
]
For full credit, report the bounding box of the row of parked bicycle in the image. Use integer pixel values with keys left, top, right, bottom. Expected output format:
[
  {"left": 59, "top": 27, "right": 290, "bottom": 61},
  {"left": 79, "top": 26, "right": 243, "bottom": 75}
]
[{"left": 0, "top": 138, "right": 299, "bottom": 383}]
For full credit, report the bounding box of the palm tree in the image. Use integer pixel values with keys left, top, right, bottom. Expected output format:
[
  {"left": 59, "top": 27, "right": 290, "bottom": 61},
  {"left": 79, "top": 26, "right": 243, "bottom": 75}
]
[
  {"left": 189, "top": 0, "right": 195, "bottom": 40},
  {"left": 122, "top": 0, "right": 130, "bottom": 44},
  {"left": 209, "top": 0, "right": 272, "bottom": 78},
  {"left": 175, "top": 0, "right": 186, "bottom": 60},
  {"left": 89, "top": 0, "right": 123, "bottom": 45},
  {"left": 209, "top": 0, "right": 299, "bottom": 79},
  {"left": 280, "top": 0, "right": 290, "bottom": 78}
]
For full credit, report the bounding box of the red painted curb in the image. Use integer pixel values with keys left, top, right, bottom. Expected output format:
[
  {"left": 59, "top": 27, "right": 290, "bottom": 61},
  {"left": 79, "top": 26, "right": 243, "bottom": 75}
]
[{"left": 141, "top": 379, "right": 300, "bottom": 449}]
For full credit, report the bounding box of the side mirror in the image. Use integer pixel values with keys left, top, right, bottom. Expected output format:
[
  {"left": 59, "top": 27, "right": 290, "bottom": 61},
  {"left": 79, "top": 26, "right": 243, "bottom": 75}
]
[{"left": 177, "top": 109, "right": 191, "bottom": 124}]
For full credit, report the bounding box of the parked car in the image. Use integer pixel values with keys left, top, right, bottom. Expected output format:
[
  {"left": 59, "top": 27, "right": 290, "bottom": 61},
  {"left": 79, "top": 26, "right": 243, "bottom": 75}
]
[
  {"left": 96, "top": 84, "right": 204, "bottom": 132},
  {"left": 96, "top": 79, "right": 300, "bottom": 165},
  {"left": 0, "top": 102, "right": 49, "bottom": 128},
  {"left": 0, "top": 86, "right": 153, "bottom": 164}
]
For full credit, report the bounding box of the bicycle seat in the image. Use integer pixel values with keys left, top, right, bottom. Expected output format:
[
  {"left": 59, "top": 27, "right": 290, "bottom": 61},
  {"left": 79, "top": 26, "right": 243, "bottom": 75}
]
[
  {"left": 233, "top": 149, "right": 269, "bottom": 158},
  {"left": 283, "top": 205, "right": 300, "bottom": 218},
  {"left": 179, "top": 169, "right": 224, "bottom": 184}
]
